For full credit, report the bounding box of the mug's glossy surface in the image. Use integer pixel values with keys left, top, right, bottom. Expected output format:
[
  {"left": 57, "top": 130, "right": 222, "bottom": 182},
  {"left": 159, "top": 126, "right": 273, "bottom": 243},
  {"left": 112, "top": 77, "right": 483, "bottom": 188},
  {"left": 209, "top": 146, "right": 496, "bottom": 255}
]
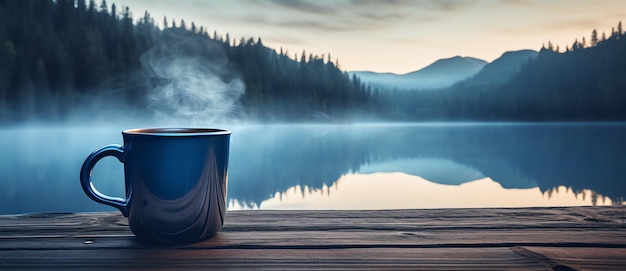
[{"left": 80, "top": 128, "right": 230, "bottom": 244}]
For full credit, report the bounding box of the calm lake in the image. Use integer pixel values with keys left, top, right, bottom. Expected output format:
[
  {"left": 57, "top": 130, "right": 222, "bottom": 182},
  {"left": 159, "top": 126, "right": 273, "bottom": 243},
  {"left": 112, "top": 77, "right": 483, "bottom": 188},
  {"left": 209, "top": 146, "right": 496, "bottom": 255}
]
[{"left": 1, "top": 122, "right": 624, "bottom": 214}]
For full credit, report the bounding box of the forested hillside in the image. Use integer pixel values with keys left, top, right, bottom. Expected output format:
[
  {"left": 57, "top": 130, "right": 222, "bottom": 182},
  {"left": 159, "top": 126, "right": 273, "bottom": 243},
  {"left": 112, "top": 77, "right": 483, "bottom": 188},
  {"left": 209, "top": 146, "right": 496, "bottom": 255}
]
[
  {"left": 0, "top": 0, "right": 146, "bottom": 121},
  {"left": 378, "top": 24, "right": 626, "bottom": 121},
  {"left": 1, "top": 0, "right": 625, "bottom": 123},
  {"left": 0, "top": 0, "right": 372, "bottom": 123}
]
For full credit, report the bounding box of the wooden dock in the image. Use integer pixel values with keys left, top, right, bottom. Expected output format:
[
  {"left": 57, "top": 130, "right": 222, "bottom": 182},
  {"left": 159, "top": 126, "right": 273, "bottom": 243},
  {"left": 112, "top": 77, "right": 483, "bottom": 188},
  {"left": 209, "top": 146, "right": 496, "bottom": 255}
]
[{"left": 1, "top": 206, "right": 626, "bottom": 270}]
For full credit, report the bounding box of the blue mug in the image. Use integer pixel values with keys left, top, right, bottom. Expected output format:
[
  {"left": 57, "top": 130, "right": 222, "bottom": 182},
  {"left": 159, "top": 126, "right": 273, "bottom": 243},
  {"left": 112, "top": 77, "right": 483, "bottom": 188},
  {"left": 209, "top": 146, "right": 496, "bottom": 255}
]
[{"left": 80, "top": 128, "right": 230, "bottom": 244}]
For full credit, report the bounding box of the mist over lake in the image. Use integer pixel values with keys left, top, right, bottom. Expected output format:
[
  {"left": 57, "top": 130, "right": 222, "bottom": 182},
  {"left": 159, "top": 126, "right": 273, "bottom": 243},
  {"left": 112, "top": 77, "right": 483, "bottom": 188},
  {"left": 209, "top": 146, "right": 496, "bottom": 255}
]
[
  {"left": 2, "top": 1, "right": 626, "bottom": 124},
  {"left": 1, "top": 122, "right": 623, "bottom": 215},
  {"left": 1, "top": 1, "right": 626, "bottom": 215}
]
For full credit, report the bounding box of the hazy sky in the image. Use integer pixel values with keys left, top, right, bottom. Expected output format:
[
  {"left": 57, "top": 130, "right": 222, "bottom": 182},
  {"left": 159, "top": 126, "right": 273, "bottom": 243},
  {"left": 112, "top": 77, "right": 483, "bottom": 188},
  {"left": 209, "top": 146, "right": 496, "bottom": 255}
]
[{"left": 113, "top": 0, "right": 626, "bottom": 74}]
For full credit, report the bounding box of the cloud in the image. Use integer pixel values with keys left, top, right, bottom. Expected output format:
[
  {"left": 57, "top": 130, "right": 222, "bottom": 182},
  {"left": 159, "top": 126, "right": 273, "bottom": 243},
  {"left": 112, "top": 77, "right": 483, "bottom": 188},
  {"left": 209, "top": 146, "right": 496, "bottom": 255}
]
[
  {"left": 279, "top": 20, "right": 354, "bottom": 32},
  {"left": 247, "top": 16, "right": 416, "bottom": 34},
  {"left": 497, "top": 0, "right": 613, "bottom": 15},
  {"left": 239, "top": 0, "right": 447, "bottom": 34},
  {"left": 264, "top": 35, "right": 309, "bottom": 46},
  {"left": 498, "top": 16, "right": 610, "bottom": 36},
  {"left": 549, "top": 18, "right": 609, "bottom": 31},
  {"left": 350, "top": 0, "right": 478, "bottom": 12},
  {"left": 266, "top": 0, "right": 339, "bottom": 14},
  {"left": 242, "top": 16, "right": 354, "bottom": 32},
  {"left": 434, "top": 0, "right": 479, "bottom": 12},
  {"left": 499, "top": 0, "right": 539, "bottom": 7},
  {"left": 355, "top": 11, "right": 411, "bottom": 22},
  {"left": 350, "top": 0, "right": 416, "bottom": 7}
]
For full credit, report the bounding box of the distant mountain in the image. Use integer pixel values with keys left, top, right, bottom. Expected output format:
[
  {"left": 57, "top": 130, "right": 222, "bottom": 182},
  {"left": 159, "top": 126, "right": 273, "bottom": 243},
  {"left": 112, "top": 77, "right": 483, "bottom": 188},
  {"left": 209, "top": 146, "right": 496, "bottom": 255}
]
[
  {"left": 383, "top": 25, "right": 626, "bottom": 121},
  {"left": 458, "top": 50, "right": 538, "bottom": 86},
  {"left": 351, "top": 56, "right": 487, "bottom": 91}
]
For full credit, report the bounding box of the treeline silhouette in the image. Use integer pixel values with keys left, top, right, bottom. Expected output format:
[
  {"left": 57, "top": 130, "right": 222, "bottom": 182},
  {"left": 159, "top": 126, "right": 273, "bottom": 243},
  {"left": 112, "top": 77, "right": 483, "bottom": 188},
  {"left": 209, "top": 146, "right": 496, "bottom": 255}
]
[
  {"left": 228, "top": 38, "right": 373, "bottom": 121},
  {"left": 0, "top": 0, "right": 372, "bottom": 123},
  {"left": 1, "top": 0, "right": 625, "bottom": 122},
  {"left": 0, "top": 0, "right": 142, "bottom": 121},
  {"left": 227, "top": 125, "right": 624, "bottom": 208},
  {"left": 377, "top": 23, "right": 626, "bottom": 121}
]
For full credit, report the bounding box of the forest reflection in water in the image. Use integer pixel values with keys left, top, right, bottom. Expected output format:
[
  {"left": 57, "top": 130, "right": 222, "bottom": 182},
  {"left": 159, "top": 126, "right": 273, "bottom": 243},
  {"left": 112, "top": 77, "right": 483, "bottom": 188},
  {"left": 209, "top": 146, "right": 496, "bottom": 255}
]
[
  {"left": 232, "top": 174, "right": 614, "bottom": 210},
  {"left": 0, "top": 122, "right": 624, "bottom": 214},
  {"left": 227, "top": 122, "right": 625, "bottom": 210}
]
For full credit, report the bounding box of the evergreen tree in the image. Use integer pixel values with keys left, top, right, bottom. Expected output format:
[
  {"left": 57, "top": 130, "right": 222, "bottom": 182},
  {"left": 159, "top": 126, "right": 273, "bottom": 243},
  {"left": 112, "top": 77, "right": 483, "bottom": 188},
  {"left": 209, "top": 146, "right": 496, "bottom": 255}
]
[
  {"left": 99, "top": 0, "right": 107, "bottom": 14},
  {"left": 3, "top": 0, "right": 623, "bottom": 123},
  {"left": 0, "top": 0, "right": 372, "bottom": 123},
  {"left": 591, "top": 29, "right": 598, "bottom": 46}
]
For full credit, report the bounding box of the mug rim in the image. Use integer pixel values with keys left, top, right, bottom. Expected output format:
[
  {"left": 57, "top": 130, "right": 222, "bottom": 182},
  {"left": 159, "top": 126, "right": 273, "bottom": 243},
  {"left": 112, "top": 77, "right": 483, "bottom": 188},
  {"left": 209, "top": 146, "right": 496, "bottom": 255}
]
[{"left": 123, "top": 128, "right": 231, "bottom": 136}]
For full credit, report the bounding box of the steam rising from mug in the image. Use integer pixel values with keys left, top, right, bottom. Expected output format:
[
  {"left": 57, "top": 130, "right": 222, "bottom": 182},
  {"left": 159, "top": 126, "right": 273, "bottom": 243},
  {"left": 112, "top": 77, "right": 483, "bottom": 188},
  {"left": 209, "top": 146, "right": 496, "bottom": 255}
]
[{"left": 141, "top": 30, "right": 245, "bottom": 124}]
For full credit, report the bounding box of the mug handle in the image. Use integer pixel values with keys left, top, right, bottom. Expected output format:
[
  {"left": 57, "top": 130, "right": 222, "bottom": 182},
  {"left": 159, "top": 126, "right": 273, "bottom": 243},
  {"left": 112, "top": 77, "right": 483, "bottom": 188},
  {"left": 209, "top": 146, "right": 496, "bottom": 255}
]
[{"left": 80, "top": 144, "right": 129, "bottom": 216}]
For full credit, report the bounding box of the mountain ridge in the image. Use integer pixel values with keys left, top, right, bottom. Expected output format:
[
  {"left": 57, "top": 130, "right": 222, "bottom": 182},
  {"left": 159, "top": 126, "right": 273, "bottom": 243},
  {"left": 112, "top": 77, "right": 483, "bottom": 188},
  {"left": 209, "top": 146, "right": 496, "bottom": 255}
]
[
  {"left": 456, "top": 49, "right": 538, "bottom": 87},
  {"left": 350, "top": 56, "right": 487, "bottom": 91}
]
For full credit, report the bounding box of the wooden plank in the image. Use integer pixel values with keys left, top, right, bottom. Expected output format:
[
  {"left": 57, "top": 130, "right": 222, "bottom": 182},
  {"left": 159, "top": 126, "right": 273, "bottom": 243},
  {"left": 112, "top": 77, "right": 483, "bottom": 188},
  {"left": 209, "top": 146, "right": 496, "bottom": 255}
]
[
  {"left": 2, "top": 207, "right": 625, "bottom": 237},
  {"left": 2, "top": 228, "right": 626, "bottom": 250},
  {"left": 1, "top": 206, "right": 625, "bottom": 270},
  {"left": 0, "top": 248, "right": 548, "bottom": 270},
  {"left": 514, "top": 247, "right": 626, "bottom": 271}
]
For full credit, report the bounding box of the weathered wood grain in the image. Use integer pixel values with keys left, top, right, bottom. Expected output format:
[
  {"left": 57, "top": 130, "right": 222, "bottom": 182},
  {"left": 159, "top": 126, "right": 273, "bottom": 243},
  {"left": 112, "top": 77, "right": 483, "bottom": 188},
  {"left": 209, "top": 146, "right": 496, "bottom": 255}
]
[{"left": 1, "top": 206, "right": 625, "bottom": 270}]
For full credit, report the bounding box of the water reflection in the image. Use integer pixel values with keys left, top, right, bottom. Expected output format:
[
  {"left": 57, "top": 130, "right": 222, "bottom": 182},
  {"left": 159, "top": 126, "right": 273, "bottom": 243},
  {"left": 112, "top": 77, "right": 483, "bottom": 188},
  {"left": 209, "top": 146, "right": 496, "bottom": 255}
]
[
  {"left": 228, "top": 123, "right": 626, "bottom": 208},
  {"left": 358, "top": 158, "right": 488, "bottom": 186},
  {"left": 0, "top": 125, "right": 126, "bottom": 214},
  {"left": 0, "top": 123, "right": 624, "bottom": 214},
  {"left": 234, "top": 173, "right": 615, "bottom": 210}
]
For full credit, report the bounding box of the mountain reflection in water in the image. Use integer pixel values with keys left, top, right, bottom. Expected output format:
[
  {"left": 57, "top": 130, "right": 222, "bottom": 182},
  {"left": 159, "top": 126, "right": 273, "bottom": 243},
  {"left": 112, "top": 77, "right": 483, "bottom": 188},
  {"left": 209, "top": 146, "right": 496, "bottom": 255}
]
[
  {"left": 227, "top": 123, "right": 625, "bottom": 209},
  {"left": 237, "top": 173, "right": 613, "bottom": 210},
  {"left": 0, "top": 123, "right": 624, "bottom": 214}
]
